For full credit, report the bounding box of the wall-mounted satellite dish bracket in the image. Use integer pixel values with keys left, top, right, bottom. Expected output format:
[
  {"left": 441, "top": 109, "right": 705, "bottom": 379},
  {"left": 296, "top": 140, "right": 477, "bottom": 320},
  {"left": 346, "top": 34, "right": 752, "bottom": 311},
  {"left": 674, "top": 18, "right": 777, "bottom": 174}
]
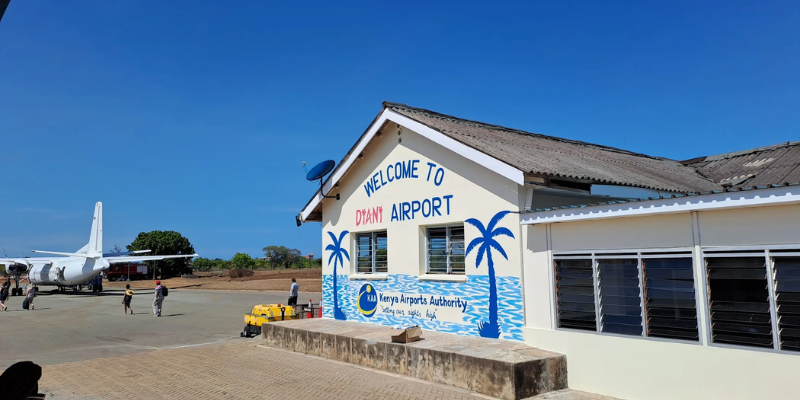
[{"left": 304, "top": 160, "right": 340, "bottom": 201}]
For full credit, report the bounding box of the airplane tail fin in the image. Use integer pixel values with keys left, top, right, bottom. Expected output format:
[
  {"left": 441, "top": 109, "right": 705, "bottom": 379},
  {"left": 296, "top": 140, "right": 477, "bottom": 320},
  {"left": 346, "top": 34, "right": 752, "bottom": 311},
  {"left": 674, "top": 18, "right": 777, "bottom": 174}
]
[{"left": 87, "top": 202, "right": 103, "bottom": 255}]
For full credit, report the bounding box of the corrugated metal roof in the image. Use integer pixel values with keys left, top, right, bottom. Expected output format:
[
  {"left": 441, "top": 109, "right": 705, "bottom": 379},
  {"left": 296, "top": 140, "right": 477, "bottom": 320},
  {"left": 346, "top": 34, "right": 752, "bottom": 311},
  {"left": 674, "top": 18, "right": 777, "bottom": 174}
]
[
  {"left": 685, "top": 141, "right": 800, "bottom": 188},
  {"left": 522, "top": 182, "right": 800, "bottom": 214},
  {"left": 387, "top": 102, "right": 722, "bottom": 193}
]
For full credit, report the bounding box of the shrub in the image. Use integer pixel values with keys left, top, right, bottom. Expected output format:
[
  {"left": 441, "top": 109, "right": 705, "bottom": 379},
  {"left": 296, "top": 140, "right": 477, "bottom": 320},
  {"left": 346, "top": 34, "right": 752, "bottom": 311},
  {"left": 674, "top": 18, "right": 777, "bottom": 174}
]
[{"left": 228, "top": 269, "right": 254, "bottom": 278}]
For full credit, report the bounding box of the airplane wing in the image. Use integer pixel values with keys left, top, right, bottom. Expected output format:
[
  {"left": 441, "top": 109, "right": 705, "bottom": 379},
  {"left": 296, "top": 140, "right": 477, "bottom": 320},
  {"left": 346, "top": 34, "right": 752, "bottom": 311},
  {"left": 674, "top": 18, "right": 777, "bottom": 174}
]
[
  {"left": 106, "top": 254, "right": 199, "bottom": 264},
  {"left": 0, "top": 258, "right": 56, "bottom": 265},
  {"left": 0, "top": 258, "right": 55, "bottom": 274},
  {"left": 31, "top": 250, "right": 99, "bottom": 258},
  {"left": 103, "top": 250, "right": 152, "bottom": 257}
]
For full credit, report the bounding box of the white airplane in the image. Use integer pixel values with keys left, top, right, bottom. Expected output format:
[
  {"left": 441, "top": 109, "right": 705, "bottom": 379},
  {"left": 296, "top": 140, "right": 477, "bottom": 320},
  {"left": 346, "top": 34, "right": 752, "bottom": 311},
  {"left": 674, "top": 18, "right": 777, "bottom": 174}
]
[{"left": 0, "top": 202, "right": 198, "bottom": 295}]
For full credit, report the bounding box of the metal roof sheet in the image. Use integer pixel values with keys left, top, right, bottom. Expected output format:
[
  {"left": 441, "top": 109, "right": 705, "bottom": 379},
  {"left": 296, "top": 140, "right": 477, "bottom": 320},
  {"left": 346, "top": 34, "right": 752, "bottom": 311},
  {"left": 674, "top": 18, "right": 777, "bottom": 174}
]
[
  {"left": 387, "top": 103, "right": 721, "bottom": 193},
  {"left": 685, "top": 141, "right": 800, "bottom": 188},
  {"left": 522, "top": 182, "right": 800, "bottom": 214}
]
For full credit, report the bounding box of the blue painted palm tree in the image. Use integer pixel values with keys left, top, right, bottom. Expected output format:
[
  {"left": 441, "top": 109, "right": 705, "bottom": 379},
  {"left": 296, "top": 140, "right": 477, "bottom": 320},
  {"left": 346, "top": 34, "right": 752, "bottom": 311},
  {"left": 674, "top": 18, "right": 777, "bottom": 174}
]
[
  {"left": 326, "top": 230, "right": 350, "bottom": 320},
  {"left": 466, "top": 211, "right": 515, "bottom": 338}
]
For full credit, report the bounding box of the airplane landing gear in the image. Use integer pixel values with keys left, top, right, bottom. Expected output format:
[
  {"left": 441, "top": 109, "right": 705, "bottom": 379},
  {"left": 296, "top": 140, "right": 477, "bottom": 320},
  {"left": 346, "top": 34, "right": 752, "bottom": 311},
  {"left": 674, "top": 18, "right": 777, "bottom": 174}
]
[{"left": 10, "top": 273, "right": 23, "bottom": 296}]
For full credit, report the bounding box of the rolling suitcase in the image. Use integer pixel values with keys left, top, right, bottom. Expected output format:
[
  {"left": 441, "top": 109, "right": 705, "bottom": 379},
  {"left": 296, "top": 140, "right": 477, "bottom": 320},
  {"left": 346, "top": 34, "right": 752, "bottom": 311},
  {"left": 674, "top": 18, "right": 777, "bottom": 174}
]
[{"left": 22, "top": 298, "right": 29, "bottom": 310}]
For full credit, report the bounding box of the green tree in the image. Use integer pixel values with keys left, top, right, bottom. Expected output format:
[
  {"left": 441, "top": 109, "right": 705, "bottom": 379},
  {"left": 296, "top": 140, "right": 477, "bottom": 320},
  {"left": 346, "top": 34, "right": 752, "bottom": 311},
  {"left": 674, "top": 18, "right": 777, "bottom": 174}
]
[
  {"left": 109, "top": 244, "right": 123, "bottom": 254},
  {"left": 230, "top": 253, "right": 256, "bottom": 270},
  {"left": 192, "top": 257, "right": 225, "bottom": 271},
  {"left": 127, "top": 231, "right": 195, "bottom": 278},
  {"left": 262, "top": 246, "right": 301, "bottom": 269}
]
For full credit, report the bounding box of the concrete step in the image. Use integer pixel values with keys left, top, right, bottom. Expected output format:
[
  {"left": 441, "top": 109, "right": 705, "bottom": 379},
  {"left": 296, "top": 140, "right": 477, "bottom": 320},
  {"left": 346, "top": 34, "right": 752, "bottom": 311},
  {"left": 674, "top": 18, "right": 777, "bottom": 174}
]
[
  {"left": 261, "top": 319, "right": 568, "bottom": 400},
  {"left": 526, "top": 389, "right": 623, "bottom": 400}
]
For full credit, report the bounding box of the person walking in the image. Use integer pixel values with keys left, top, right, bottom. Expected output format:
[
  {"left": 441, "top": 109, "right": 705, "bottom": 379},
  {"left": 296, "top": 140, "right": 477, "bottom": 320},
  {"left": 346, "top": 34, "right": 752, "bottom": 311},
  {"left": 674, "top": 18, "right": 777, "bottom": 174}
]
[
  {"left": 0, "top": 281, "right": 9, "bottom": 311},
  {"left": 123, "top": 284, "right": 135, "bottom": 315},
  {"left": 25, "top": 285, "right": 37, "bottom": 310},
  {"left": 288, "top": 278, "right": 299, "bottom": 306},
  {"left": 153, "top": 280, "right": 164, "bottom": 317}
]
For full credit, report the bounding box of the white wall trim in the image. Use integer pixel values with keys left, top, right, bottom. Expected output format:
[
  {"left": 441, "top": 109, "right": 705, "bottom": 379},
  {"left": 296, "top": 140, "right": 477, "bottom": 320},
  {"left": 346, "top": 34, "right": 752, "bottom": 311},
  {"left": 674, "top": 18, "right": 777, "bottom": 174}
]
[
  {"left": 520, "top": 186, "right": 800, "bottom": 225},
  {"left": 348, "top": 273, "right": 388, "bottom": 281},
  {"left": 300, "top": 111, "right": 391, "bottom": 222},
  {"left": 299, "top": 109, "right": 526, "bottom": 222},
  {"left": 418, "top": 274, "right": 468, "bottom": 283},
  {"left": 386, "top": 111, "right": 525, "bottom": 185}
]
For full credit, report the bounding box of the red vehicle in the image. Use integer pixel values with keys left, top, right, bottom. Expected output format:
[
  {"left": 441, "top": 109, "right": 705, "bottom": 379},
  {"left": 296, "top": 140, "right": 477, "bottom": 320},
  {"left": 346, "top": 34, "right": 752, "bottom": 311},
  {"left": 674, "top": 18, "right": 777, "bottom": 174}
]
[{"left": 106, "top": 263, "right": 148, "bottom": 281}]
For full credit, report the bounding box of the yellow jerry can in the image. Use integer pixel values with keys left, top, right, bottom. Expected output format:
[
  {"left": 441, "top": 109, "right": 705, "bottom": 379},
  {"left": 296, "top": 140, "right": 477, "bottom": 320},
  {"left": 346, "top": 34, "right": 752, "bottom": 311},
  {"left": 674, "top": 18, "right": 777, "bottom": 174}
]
[{"left": 241, "top": 304, "right": 297, "bottom": 338}]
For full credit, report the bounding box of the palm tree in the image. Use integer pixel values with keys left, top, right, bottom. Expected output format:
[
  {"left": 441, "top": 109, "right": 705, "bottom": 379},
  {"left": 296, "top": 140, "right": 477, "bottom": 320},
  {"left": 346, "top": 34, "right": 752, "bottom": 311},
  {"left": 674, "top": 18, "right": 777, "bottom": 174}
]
[
  {"left": 326, "top": 230, "right": 350, "bottom": 320},
  {"left": 466, "top": 211, "right": 515, "bottom": 338}
]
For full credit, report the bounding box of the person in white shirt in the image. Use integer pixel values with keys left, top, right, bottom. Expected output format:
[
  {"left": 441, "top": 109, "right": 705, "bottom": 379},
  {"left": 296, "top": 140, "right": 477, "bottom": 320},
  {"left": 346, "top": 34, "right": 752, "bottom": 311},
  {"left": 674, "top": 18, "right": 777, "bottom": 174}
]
[
  {"left": 153, "top": 280, "right": 164, "bottom": 317},
  {"left": 288, "top": 278, "right": 299, "bottom": 306}
]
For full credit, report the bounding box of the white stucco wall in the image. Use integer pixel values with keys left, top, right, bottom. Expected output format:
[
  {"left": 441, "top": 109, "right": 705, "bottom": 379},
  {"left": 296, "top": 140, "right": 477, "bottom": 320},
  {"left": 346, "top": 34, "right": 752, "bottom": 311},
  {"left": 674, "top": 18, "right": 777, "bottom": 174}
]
[
  {"left": 320, "top": 125, "right": 527, "bottom": 340},
  {"left": 698, "top": 204, "right": 800, "bottom": 247},
  {"left": 522, "top": 203, "right": 800, "bottom": 400}
]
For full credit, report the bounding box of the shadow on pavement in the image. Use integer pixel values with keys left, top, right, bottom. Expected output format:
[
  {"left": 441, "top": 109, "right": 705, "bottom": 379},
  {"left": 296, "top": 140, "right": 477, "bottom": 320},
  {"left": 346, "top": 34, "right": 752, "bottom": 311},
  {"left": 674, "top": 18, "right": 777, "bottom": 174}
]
[{"left": 38, "top": 291, "right": 124, "bottom": 297}]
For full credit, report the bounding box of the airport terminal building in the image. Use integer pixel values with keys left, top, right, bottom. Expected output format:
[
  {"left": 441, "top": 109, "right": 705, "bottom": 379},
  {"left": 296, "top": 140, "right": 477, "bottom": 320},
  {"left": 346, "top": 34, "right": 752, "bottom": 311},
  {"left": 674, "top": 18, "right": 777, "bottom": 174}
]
[{"left": 298, "top": 102, "right": 800, "bottom": 400}]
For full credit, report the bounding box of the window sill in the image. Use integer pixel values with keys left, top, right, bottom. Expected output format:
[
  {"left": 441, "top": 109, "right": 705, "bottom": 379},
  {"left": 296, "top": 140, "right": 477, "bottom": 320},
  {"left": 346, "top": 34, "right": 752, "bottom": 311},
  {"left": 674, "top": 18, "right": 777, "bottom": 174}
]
[
  {"left": 349, "top": 274, "right": 388, "bottom": 281},
  {"left": 419, "top": 274, "right": 467, "bottom": 283}
]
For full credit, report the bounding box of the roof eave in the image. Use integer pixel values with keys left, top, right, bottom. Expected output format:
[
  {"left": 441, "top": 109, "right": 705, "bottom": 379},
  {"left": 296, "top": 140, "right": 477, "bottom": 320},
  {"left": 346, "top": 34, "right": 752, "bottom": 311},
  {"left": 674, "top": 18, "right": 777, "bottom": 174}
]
[
  {"left": 297, "top": 107, "right": 526, "bottom": 223},
  {"left": 520, "top": 183, "right": 800, "bottom": 225}
]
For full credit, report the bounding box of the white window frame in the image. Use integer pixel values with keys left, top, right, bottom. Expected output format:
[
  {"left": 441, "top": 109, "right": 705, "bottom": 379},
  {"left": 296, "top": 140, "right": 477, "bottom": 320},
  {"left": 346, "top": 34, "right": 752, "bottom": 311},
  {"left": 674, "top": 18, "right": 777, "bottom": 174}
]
[
  {"left": 425, "top": 224, "right": 465, "bottom": 275},
  {"left": 700, "top": 246, "right": 800, "bottom": 353},
  {"left": 550, "top": 245, "right": 800, "bottom": 354},
  {"left": 552, "top": 248, "right": 699, "bottom": 344},
  {"left": 354, "top": 231, "right": 387, "bottom": 274}
]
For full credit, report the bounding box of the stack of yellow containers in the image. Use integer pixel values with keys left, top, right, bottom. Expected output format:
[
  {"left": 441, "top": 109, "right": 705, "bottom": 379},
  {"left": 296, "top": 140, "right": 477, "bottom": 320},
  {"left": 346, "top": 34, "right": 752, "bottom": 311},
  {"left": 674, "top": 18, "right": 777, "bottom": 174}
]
[{"left": 241, "top": 304, "right": 298, "bottom": 337}]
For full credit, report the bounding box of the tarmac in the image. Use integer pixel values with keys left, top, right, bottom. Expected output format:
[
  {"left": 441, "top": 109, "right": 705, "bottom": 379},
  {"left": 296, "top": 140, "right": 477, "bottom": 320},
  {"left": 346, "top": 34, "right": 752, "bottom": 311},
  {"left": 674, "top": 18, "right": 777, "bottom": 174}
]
[
  {"left": 0, "top": 288, "right": 620, "bottom": 400},
  {"left": 0, "top": 287, "right": 313, "bottom": 369}
]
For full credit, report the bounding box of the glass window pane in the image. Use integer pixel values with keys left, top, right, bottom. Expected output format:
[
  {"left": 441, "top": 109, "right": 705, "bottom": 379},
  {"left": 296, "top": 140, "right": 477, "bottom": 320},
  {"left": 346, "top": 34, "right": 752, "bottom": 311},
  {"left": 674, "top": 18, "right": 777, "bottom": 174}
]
[
  {"left": 643, "top": 258, "right": 698, "bottom": 341},
  {"left": 598, "top": 259, "right": 642, "bottom": 336},
  {"left": 555, "top": 259, "right": 597, "bottom": 331},
  {"left": 375, "top": 232, "right": 388, "bottom": 273},
  {"left": 355, "top": 232, "right": 388, "bottom": 274},
  {"left": 428, "top": 226, "right": 450, "bottom": 274},
  {"left": 448, "top": 226, "right": 465, "bottom": 274},
  {"left": 426, "top": 225, "right": 467, "bottom": 275},
  {"left": 706, "top": 257, "right": 773, "bottom": 349},
  {"left": 774, "top": 257, "right": 800, "bottom": 351},
  {"left": 356, "top": 234, "right": 372, "bottom": 273}
]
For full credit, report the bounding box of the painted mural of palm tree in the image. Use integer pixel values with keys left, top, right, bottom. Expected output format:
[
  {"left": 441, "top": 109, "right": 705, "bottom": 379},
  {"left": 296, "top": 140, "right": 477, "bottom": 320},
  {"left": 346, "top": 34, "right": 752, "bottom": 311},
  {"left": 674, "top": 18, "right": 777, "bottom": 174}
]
[
  {"left": 326, "top": 230, "right": 350, "bottom": 320},
  {"left": 466, "top": 211, "right": 515, "bottom": 338}
]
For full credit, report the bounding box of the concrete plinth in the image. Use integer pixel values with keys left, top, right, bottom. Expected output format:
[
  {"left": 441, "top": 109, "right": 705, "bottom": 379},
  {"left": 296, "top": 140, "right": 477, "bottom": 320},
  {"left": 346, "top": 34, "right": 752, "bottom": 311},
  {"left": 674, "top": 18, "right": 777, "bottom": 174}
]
[{"left": 261, "top": 319, "right": 568, "bottom": 400}]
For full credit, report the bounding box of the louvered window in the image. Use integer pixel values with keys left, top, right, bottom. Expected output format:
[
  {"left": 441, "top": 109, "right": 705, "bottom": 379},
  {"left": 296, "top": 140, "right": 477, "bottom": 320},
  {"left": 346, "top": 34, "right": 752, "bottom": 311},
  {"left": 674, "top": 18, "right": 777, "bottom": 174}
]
[
  {"left": 554, "top": 252, "right": 698, "bottom": 341},
  {"left": 426, "top": 226, "right": 465, "bottom": 274},
  {"left": 773, "top": 257, "right": 800, "bottom": 351},
  {"left": 642, "top": 258, "right": 699, "bottom": 341},
  {"left": 706, "top": 257, "right": 773, "bottom": 349},
  {"left": 355, "top": 231, "right": 388, "bottom": 274},
  {"left": 598, "top": 258, "right": 643, "bottom": 336},
  {"left": 554, "top": 259, "right": 596, "bottom": 331}
]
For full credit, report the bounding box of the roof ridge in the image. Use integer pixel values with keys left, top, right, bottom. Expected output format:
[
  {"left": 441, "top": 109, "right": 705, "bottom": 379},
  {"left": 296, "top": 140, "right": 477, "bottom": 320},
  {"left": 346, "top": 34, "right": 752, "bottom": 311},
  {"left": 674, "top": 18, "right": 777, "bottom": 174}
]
[
  {"left": 383, "top": 101, "right": 669, "bottom": 162},
  {"left": 685, "top": 140, "right": 800, "bottom": 163}
]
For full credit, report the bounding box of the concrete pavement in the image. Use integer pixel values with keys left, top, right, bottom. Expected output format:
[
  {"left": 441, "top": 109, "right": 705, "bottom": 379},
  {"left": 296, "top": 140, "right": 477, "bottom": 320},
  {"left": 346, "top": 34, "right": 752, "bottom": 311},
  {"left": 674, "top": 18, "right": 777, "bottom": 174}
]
[
  {"left": 0, "top": 288, "right": 315, "bottom": 369},
  {"left": 1, "top": 288, "right": 621, "bottom": 400},
  {"left": 40, "top": 341, "right": 494, "bottom": 400}
]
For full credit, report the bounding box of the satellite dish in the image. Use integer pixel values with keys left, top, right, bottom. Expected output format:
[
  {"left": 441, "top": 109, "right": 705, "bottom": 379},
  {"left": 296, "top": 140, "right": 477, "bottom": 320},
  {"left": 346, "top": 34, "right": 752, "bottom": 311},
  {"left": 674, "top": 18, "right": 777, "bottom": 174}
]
[
  {"left": 306, "top": 160, "right": 335, "bottom": 181},
  {"left": 303, "top": 160, "right": 340, "bottom": 201}
]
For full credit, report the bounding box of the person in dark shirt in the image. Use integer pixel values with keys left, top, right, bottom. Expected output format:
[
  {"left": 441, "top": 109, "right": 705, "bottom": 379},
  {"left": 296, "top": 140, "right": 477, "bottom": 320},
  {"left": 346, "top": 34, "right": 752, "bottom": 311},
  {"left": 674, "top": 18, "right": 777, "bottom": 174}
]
[
  {"left": 0, "top": 281, "right": 9, "bottom": 311},
  {"left": 0, "top": 361, "right": 43, "bottom": 400}
]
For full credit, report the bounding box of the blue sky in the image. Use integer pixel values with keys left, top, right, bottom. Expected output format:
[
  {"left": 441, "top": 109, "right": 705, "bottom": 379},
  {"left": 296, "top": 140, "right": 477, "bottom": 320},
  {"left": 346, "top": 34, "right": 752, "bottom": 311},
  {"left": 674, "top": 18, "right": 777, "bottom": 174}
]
[{"left": 1, "top": 1, "right": 798, "bottom": 259}]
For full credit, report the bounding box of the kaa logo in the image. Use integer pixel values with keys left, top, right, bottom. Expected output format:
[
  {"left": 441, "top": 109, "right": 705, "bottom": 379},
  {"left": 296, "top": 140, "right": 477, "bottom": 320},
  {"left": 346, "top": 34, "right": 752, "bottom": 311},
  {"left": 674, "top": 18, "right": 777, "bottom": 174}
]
[{"left": 357, "top": 283, "right": 379, "bottom": 317}]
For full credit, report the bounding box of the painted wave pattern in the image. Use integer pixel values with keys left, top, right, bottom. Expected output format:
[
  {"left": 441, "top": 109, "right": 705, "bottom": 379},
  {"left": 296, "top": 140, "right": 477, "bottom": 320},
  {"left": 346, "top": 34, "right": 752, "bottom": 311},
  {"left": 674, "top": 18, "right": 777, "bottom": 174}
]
[{"left": 322, "top": 274, "right": 524, "bottom": 341}]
